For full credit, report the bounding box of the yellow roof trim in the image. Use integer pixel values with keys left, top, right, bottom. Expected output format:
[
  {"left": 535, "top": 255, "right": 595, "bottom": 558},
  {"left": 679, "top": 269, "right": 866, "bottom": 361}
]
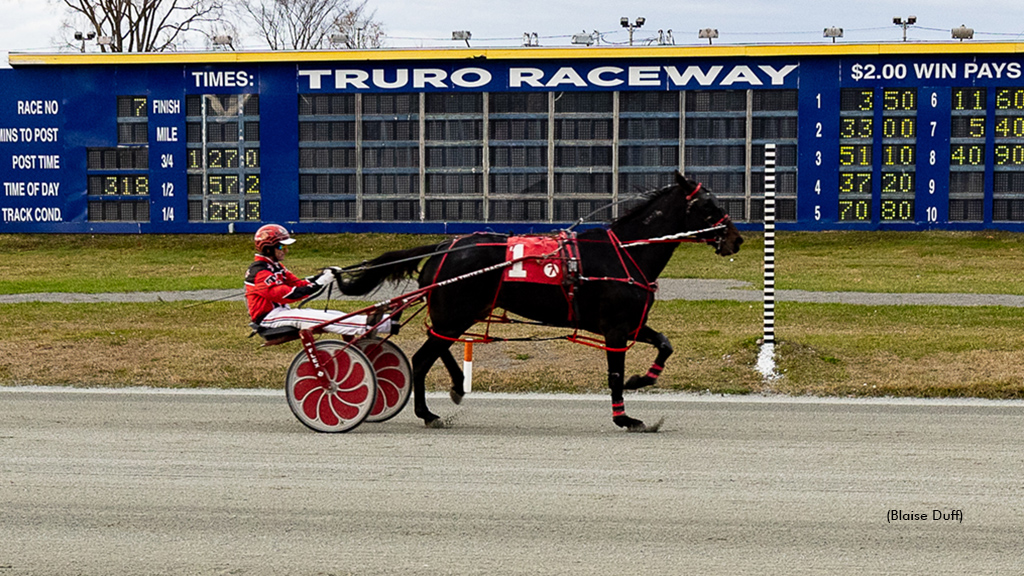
[{"left": 9, "top": 42, "right": 1024, "bottom": 66}]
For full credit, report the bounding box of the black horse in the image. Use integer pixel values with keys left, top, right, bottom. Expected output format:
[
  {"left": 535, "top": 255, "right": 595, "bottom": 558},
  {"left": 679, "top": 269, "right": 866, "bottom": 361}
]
[{"left": 341, "top": 172, "right": 743, "bottom": 431}]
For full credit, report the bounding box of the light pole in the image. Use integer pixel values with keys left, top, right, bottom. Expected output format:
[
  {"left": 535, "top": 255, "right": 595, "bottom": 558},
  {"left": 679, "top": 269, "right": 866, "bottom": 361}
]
[
  {"left": 620, "top": 17, "right": 645, "bottom": 46},
  {"left": 73, "top": 31, "right": 95, "bottom": 53},
  {"left": 893, "top": 15, "right": 916, "bottom": 42}
]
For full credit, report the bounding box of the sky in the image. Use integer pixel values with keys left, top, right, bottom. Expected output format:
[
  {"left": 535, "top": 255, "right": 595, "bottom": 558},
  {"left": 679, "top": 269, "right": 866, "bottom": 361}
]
[{"left": 2, "top": 0, "right": 1024, "bottom": 63}]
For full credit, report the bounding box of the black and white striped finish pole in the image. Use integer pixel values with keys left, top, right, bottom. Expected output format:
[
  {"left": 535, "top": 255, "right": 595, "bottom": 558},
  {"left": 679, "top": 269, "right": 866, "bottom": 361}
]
[
  {"left": 757, "top": 143, "right": 779, "bottom": 380},
  {"left": 763, "top": 144, "right": 776, "bottom": 344}
]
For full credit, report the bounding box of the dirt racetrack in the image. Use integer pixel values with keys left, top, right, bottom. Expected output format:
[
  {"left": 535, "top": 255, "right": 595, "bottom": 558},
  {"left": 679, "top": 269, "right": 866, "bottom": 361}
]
[{"left": 1, "top": 387, "right": 1021, "bottom": 575}]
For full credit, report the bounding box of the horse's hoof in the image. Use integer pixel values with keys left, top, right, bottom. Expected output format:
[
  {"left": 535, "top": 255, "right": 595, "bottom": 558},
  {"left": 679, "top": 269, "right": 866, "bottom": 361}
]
[
  {"left": 613, "top": 414, "right": 665, "bottom": 433},
  {"left": 419, "top": 412, "right": 443, "bottom": 428},
  {"left": 613, "top": 414, "right": 643, "bottom": 430},
  {"left": 624, "top": 375, "right": 655, "bottom": 390},
  {"left": 450, "top": 388, "right": 464, "bottom": 405}
]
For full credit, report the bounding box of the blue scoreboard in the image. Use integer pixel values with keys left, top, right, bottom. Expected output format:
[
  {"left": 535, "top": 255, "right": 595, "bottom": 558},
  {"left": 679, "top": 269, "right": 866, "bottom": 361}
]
[{"left": 3, "top": 43, "right": 1024, "bottom": 234}]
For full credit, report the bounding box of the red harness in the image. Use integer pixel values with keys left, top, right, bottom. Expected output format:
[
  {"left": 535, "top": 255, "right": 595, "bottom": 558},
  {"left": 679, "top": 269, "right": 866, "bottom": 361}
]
[{"left": 424, "top": 182, "right": 723, "bottom": 352}]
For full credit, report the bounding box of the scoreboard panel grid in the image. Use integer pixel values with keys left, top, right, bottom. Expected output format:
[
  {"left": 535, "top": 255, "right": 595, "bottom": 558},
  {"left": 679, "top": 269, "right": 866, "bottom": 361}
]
[
  {"left": 295, "top": 89, "right": 799, "bottom": 223},
  {"left": 10, "top": 46, "right": 1024, "bottom": 232}
]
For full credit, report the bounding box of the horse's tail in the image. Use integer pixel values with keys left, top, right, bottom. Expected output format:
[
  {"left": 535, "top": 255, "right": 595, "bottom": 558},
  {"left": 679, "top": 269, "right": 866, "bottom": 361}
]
[{"left": 339, "top": 243, "right": 443, "bottom": 296}]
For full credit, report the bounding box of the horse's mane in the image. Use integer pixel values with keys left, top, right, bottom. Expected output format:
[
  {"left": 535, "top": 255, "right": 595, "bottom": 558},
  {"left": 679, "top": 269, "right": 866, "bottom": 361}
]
[{"left": 608, "top": 179, "right": 686, "bottom": 231}]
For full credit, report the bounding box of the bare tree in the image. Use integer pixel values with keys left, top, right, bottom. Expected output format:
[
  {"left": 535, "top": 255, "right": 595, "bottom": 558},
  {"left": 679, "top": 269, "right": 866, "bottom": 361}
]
[
  {"left": 234, "top": 0, "right": 385, "bottom": 50},
  {"left": 58, "top": 0, "right": 226, "bottom": 52}
]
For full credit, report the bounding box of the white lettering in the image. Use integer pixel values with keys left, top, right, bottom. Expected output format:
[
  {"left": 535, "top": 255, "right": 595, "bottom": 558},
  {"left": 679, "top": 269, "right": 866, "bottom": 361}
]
[
  {"left": 335, "top": 69, "right": 370, "bottom": 89},
  {"left": 546, "top": 67, "right": 587, "bottom": 87},
  {"left": 721, "top": 65, "right": 762, "bottom": 86},
  {"left": 2, "top": 207, "right": 32, "bottom": 222},
  {"left": 451, "top": 67, "right": 491, "bottom": 88},
  {"left": 34, "top": 207, "right": 61, "bottom": 222},
  {"left": 4, "top": 182, "right": 25, "bottom": 196},
  {"left": 13, "top": 155, "right": 61, "bottom": 169},
  {"left": 152, "top": 99, "right": 181, "bottom": 114},
  {"left": 32, "top": 128, "right": 58, "bottom": 143},
  {"left": 665, "top": 65, "right": 723, "bottom": 86},
  {"left": 42, "top": 182, "right": 59, "bottom": 196},
  {"left": 12, "top": 155, "right": 34, "bottom": 169},
  {"left": 413, "top": 69, "right": 448, "bottom": 88},
  {"left": 191, "top": 70, "right": 252, "bottom": 88},
  {"left": 299, "top": 69, "right": 332, "bottom": 90},
  {"left": 156, "top": 127, "right": 179, "bottom": 142},
  {"left": 0, "top": 128, "right": 18, "bottom": 142},
  {"left": 509, "top": 67, "right": 545, "bottom": 88},
  {"left": 587, "top": 66, "right": 623, "bottom": 87},
  {"left": 372, "top": 68, "right": 409, "bottom": 89},
  {"left": 759, "top": 64, "right": 799, "bottom": 86},
  {"left": 628, "top": 66, "right": 661, "bottom": 87}
]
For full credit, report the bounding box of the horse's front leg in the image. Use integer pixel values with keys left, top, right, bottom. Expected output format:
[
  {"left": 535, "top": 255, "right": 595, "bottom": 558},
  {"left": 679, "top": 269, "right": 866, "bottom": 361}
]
[
  {"left": 606, "top": 337, "right": 647, "bottom": 432},
  {"left": 410, "top": 335, "right": 452, "bottom": 427},
  {"left": 624, "top": 325, "right": 673, "bottom": 390}
]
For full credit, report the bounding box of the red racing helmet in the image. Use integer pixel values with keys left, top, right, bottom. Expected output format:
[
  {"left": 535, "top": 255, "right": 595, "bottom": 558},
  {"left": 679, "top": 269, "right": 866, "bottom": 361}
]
[{"left": 254, "top": 224, "right": 296, "bottom": 252}]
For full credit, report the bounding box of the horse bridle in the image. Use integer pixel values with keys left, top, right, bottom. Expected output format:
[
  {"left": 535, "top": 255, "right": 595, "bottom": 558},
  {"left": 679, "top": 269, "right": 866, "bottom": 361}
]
[{"left": 685, "top": 182, "right": 732, "bottom": 251}]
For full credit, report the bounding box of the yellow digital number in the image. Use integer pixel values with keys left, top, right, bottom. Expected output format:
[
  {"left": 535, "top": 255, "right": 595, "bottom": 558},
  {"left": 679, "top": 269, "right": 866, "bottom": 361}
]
[
  {"left": 245, "top": 174, "right": 260, "bottom": 194},
  {"left": 839, "top": 199, "right": 871, "bottom": 221},
  {"left": 996, "top": 89, "right": 1024, "bottom": 110},
  {"left": 839, "top": 172, "right": 872, "bottom": 194}
]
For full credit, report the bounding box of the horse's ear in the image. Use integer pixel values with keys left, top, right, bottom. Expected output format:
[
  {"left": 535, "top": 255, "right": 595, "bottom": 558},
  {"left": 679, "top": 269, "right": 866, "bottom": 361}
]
[{"left": 674, "top": 171, "right": 688, "bottom": 188}]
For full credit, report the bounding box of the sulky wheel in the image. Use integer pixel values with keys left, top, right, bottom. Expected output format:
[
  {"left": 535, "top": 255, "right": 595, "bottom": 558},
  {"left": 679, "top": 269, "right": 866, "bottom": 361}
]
[
  {"left": 357, "top": 338, "right": 413, "bottom": 423},
  {"left": 285, "top": 339, "right": 377, "bottom": 433}
]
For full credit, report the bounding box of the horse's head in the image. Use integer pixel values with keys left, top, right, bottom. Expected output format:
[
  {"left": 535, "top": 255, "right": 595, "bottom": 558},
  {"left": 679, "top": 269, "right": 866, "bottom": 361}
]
[{"left": 674, "top": 172, "right": 744, "bottom": 256}]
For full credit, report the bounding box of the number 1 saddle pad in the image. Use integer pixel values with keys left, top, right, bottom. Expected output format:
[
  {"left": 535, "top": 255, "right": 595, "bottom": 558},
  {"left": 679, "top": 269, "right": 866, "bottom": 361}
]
[{"left": 503, "top": 236, "right": 564, "bottom": 285}]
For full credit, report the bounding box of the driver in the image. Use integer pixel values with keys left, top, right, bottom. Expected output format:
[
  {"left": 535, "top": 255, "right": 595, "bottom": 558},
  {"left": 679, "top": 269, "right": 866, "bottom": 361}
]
[{"left": 245, "top": 224, "right": 392, "bottom": 336}]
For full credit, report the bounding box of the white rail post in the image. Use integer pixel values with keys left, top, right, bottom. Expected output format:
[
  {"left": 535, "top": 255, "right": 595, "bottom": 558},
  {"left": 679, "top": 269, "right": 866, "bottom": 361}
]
[
  {"left": 463, "top": 340, "right": 473, "bottom": 394},
  {"left": 757, "top": 143, "right": 781, "bottom": 381}
]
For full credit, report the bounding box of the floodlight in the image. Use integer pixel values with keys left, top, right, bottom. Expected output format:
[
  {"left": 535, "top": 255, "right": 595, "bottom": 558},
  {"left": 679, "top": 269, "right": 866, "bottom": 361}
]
[
  {"left": 97, "top": 36, "right": 112, "bottom": 46},
  {"left": 699, "top": 28, "right": 719, "bottom": 45},
  {"left": 952, "top": 25, "right": 974, "bottom": 41},
  {"left": 330, "top": 33, "right": 351, "bottom": 46},
  {"left": 823, "top": 27, "right": 843, "bottom": 43},
  {"left": 452, "top": 30, "right": 472, "bottom": 46},
  {"left": 893, "top": 15, "right": 916, "bottom": 41},
  {"left": 621, "top": 17, "right": 646, "bottom": 45},
  {"left": 572, "top": 32, "right": 594, "bottom": 46},
  {"left": 74, "top": 31, "right": 96, "bottom": 52}
]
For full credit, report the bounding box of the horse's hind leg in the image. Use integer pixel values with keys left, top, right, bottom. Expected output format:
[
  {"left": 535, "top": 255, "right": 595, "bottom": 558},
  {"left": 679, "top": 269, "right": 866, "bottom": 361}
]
[
  {"left": 624, "top": 325, "right": 673, "bottom": 390},
  {"left": 411, "top": 335, "right": 455, "bottom": 427},
  {"left": 439, "top": 348, "right": 466, "bottom": 404}
]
